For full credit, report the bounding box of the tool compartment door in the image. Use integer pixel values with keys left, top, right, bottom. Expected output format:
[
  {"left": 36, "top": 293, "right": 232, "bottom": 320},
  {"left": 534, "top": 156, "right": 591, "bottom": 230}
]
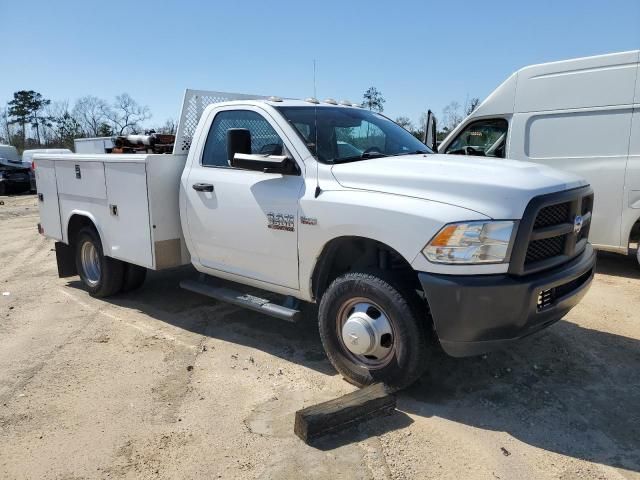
[
  {"left": 104, "top": 162, "right": 154, "bottom": 268},
  {"left": 35, "top": 158, "right": 63, "bottom": 240}
]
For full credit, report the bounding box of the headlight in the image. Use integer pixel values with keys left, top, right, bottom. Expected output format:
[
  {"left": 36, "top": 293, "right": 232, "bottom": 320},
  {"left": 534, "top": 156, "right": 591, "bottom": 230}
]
[{"left": 423, "top": 221, "right": 516, "bottom": 264}]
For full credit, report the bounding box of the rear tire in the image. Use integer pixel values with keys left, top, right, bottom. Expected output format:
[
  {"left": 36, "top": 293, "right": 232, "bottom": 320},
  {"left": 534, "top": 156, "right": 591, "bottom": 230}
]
[
  {"left": 0, "top": 183, "right": 6, "bottom": 196},
  {"left": 75, "top": 227, "right": 124, "bottom": 297},
  {"left": 122, "top": 263, "right": 147, "bottom": 292},
  {"left": 318, "top": 271, "right": 430, "bottom": 390}
]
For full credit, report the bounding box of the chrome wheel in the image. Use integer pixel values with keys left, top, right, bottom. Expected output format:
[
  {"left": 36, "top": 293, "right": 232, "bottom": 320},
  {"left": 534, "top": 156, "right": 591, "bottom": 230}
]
[
  {"left": 80, "top": 240, "right": 101, "bottom": 287},
  {"left": 337, "top": 297, "right": 395, "bottom": 369}
]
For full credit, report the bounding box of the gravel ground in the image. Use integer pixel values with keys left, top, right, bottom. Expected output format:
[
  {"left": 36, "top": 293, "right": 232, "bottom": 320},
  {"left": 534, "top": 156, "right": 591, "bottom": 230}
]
[{"left": 0, "top": 194, "right": 638, "bottom": 480}]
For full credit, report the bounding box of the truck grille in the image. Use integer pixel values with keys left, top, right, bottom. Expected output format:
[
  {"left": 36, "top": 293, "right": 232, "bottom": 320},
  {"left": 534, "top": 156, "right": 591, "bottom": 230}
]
[
  {"left": 509, "top": 187, "right": 594, "bottom": 276},
  {"left": 533, "top": 202, "right": 571, "bottom": 228},
  {"left": 526, "top": 236, "right": 566, "bottom": 264}
]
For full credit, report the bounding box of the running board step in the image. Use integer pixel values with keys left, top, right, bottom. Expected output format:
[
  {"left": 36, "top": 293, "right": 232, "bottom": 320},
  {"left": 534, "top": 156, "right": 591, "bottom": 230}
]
[{"left": 180, "top": 279, "right": 301, "bottom": 322}]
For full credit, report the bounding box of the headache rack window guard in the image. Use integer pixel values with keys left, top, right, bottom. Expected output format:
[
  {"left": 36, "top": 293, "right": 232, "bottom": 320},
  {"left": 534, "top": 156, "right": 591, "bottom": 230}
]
[{"left": 173, "top": 89, "right": 270, "bottom": 154}]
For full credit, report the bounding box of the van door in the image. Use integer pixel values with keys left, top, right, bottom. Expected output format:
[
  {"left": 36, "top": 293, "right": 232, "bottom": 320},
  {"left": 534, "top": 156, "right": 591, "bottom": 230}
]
[
  {"left": 184, "top": 107, "right": 303, "bottom": 289},
  {"left": 622, "top": 55, "right": 640, "bottom": 248}
]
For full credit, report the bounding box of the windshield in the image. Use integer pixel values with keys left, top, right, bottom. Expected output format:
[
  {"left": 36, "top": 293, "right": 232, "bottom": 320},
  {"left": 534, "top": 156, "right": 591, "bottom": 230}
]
[{"left": 276, "top": 106, "right": 432, "bottom": 164}]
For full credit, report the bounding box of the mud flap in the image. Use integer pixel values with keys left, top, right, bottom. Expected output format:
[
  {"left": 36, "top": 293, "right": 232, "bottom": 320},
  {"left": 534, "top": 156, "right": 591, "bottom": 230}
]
[{"left": 55, "top": 242, "right": 77, "bottom": 278}]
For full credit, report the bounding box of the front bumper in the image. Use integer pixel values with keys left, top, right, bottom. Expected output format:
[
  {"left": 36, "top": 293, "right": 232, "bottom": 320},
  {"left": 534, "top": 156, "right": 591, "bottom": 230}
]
[{"left": 419, "top": 244, "right": 596, "bottom": 357}]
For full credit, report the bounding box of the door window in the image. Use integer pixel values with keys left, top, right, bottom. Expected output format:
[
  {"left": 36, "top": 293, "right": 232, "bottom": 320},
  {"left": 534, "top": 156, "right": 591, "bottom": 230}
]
[
  {"left": 202, "top": 110, "right": 284, "bottom": 167},
  {"left": 446, "top": 119, "right": 508, "bottom": 158}
]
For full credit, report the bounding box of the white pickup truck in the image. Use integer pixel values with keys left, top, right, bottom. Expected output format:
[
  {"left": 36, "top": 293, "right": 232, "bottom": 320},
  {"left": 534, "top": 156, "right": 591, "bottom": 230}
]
[{"left": 35, "top": 90, "right": 596, "bottom": 388}]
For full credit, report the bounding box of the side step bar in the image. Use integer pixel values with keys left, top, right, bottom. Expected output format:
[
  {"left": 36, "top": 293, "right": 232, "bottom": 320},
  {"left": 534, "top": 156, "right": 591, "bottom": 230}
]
[{"left": 180, "top": 279, "right": 301, "bottom": 322}]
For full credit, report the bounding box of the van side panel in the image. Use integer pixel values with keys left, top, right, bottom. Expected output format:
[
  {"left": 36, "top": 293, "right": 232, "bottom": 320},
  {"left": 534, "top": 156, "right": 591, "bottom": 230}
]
[
  {"left": 510, "top": 106, "right": 631, "bottom": 250},
  {"left": 507, "top": 52, "right": 639, "bottom": 251},
  {"left": 515, "top": 51, "right": 638, "bottom": 112}
]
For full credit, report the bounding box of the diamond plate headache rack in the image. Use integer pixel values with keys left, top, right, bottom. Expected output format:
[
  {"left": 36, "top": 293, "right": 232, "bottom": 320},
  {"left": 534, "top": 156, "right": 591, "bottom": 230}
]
[{"left": 173, "top": 89, "right": 270, "bottom": 154}]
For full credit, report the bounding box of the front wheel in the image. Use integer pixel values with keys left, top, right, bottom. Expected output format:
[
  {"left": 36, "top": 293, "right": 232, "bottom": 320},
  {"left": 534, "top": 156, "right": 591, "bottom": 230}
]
[
  {"left": 75, "top": 227, "right": 124, "bottom": 297},
  {"left": 318, "top": 271, "right": 430, "bottom": 390}
]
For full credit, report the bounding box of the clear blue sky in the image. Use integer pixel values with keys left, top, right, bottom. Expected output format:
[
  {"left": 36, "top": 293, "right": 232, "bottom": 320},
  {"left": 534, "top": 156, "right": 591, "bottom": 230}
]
[{"left": 1, "top": 0, "right": 639, "bottom": 128}]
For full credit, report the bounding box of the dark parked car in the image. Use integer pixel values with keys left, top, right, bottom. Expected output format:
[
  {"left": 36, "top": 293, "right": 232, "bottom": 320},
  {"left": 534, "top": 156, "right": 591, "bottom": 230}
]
[{"left": 0, "top": 166, "right": 31, "bottom": 195}]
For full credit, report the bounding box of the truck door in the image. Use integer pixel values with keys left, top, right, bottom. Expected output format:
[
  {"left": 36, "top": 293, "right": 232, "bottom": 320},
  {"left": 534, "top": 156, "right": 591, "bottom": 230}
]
[{"left": 184, "top": 107, "right": 303, "bottom": 289}]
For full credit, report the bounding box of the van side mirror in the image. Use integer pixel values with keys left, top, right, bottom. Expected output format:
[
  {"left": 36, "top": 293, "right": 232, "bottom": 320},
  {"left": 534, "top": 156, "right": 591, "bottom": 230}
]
[
  {"left": 227, "top": 128, "right": 252, "bottom": 163},
  {"left": 424, "top": 110, "right": 438, "bottom": 153}
]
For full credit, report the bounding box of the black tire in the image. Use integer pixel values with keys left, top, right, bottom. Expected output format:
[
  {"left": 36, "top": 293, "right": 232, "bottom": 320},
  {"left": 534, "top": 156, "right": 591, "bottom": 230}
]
[
  {"left": 122, "top": 263, "right": 147, "bottom": 292},
  {"left": 74, "top": 227, "right": 124, "bottom": 297},
  {"left": 318, "top": 271, "right": 430, "bottom": 390},
  {"left": 0, "top": 183, "right": 6, "bottom": 196}
]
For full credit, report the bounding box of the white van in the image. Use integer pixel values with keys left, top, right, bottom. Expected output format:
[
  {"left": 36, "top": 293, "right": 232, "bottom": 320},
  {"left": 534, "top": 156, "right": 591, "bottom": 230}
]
[
  {"left": 438, "top": 50, "right": 640, "bottom": 266},
  {"left": 22, "top": 148, "right": 72, "bottom": 168}
]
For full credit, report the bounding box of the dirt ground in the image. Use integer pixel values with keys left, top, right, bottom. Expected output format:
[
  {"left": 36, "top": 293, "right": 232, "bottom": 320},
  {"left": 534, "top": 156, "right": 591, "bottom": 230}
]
[{"left": 0, "top": 194, "right": 638, "bottom": 480}]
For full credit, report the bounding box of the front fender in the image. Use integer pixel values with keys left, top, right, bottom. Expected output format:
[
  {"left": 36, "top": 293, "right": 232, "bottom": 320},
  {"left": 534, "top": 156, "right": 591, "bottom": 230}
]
[{"left": 298, "top": 190, "right": 489, "bottom": 301}]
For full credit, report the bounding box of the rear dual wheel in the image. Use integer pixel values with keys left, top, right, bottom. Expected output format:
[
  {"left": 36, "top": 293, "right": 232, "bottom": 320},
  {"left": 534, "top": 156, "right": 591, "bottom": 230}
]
[{"left": 75, "top": 227, "right": 146, "bottom": 297}]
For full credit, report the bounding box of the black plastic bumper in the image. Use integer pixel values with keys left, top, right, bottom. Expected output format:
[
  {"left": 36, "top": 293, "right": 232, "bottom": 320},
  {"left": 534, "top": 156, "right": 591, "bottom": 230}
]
[{"left": 419, "top": 244, "right": 596, "bottom": 357}]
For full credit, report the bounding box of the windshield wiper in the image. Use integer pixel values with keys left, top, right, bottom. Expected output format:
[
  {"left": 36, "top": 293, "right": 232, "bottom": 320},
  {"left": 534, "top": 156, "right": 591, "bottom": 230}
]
[
  {"left": 394, "top": 150, "right": 430, "bottom": 156},
  {"left": 333, "top": 152, "right": 389, "bottom": 164}
]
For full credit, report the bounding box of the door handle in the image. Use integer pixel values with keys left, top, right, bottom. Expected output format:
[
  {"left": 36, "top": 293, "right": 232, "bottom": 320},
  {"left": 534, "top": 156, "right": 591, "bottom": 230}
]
[{"left": 192, "top": 183, "right": 214, "bottom": 192}]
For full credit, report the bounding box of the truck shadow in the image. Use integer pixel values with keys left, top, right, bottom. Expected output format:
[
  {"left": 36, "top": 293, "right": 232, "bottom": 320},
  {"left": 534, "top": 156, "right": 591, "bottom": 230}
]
[
  {"left": 67, "top": 265, "right": 639, "bottom": 470},
  {"left": 596, "top": 250, "right": 640, "bottom": 280},
  {"left": 401, "top": 321, "right": 640, "bottom": 473},
  {"left": 67, "top": 265, "right": 336, "bottom": 377}
]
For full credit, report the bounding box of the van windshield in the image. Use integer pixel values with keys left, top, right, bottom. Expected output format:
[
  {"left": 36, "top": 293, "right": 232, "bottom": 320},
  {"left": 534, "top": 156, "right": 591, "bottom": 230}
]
[{"left": 276, "top": 106, "right": 432, "bottom": 164}]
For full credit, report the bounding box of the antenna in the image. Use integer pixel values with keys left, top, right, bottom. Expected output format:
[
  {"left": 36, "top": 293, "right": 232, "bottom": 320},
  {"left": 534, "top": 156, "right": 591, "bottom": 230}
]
[
  {"left": 313, "top": 59, "right": 321, "bottom": 198},
  {"left": 313, "top": 59, "right": 317, "bottom": 99}
]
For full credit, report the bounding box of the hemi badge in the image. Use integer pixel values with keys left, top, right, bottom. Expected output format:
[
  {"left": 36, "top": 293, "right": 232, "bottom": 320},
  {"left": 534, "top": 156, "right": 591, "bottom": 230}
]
[{"left": 301, "top": 216, "right": 317, "bottom": 225}]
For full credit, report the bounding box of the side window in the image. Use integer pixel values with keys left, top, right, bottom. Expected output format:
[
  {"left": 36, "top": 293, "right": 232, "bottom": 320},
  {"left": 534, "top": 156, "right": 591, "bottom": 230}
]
[
  {"left": 202, "top": 110, "right": 284, "bottom": 167},
  {"left": 445, "top": 119, "right": 508, "bottom": 158}
]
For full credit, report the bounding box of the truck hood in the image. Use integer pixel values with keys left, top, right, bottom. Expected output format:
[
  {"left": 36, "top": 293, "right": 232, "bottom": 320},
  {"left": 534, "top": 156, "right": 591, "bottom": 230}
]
[{"left": 331, "top": 154, "right": 587, "bottom": 219}]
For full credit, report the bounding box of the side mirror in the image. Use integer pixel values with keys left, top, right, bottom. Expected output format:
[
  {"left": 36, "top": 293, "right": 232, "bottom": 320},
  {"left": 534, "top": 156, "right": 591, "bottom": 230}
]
[
  {"left": 424, "top": 110, "right": 438, "bottom": 153},
  {"left": 227, "top": 128, "right": 252, "bottom": 163},
  {"left": 231, "top": 153, "right": 299, "bottom": 175}
]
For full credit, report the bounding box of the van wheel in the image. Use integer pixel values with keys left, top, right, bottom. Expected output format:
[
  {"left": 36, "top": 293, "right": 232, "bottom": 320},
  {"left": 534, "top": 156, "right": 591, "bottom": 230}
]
[
  {"left": 0, "top": 183, "right": 6, "bottom": 196},
  {"left": 122, "top": 263, "right": 147, "bottom": 292},
  {"left": 318, "top": 271, "right": 430, "bottom": 390},
  {"left": 75, "top": 227, "right": 124, "bottom": 297}
]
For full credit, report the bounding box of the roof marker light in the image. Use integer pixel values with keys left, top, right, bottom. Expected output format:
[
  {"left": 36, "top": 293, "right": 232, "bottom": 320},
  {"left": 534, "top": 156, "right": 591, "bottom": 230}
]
[
  {"left": 305, "top": 97, "right": 320, "bottom": 104},
  {"left": 324, "top": 98, "right": 337, "bottom": 105},
  {"left": 339, "top": 99, "right": 352, "bottom": 106},
  {"left": 268, "top": 96, "right": 283, "bottom": 102}
]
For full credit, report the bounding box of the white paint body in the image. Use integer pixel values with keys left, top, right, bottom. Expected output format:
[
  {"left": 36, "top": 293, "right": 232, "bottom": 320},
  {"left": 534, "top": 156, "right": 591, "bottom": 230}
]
[
  {"left": 439, "top": 50, "right": 640, "bottom": 255},
  {"left": 36, "top": 95, "right": 587, "bottom": 303},
  {"left": 22, "top": 149, "right": 72, "bottom": 169},
  {"left": 35, "top": 154, "right": 189, "bottom": 270},
  {"left": 73, "top": 137, "right": 115, "bottom": 154}
]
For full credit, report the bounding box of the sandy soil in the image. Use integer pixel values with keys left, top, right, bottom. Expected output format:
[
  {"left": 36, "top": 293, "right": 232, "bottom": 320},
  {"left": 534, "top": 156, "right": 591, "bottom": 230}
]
[{"left": 0, "top": 194, "right": 638, "bottom": 480}]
